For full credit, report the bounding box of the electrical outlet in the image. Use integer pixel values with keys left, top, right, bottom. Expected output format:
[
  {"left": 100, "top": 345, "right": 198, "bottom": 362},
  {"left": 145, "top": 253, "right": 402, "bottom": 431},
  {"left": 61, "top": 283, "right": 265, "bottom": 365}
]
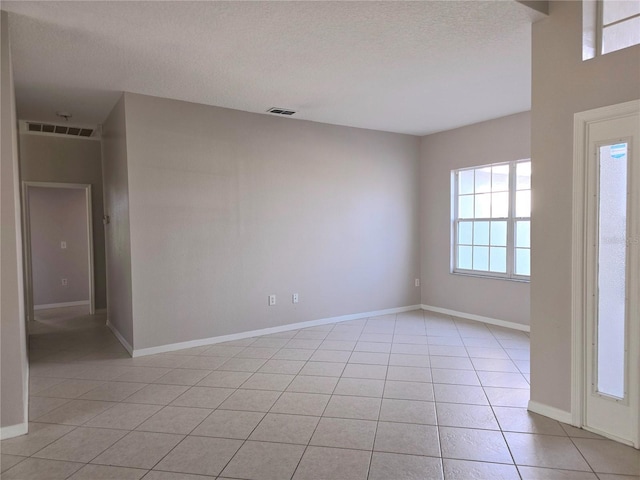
[
  {"left": 292, "top": 293, "right": 299, "bottom": 304},
  {"left": 268, "top": 294, "right": 276, "bottom": 306},
  {"left": 415, "top": 278, "right": 420, "bottom": 287},
  {"left": 61, "top": 278, "right": 68, "bottom": 286},
  {"left": 61, "top": 241, "right": 67, "bottom": 249}
]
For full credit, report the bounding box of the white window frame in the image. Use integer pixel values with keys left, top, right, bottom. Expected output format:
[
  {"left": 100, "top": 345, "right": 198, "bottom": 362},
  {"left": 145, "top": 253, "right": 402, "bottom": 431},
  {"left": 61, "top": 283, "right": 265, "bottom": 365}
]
[
  {"left": 451, "top": 159, "right": 531, "bottom": 282},
  {"left": 583, "top": 0, "right": 640, "bottom": 60}
]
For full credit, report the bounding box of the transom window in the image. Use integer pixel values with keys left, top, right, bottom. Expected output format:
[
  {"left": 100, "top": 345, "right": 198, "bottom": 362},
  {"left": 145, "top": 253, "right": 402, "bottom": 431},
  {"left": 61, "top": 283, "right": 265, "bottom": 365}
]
[
  {"left": 452, "top": 160, "right": 531, "bottom": 280},
  {"left": 583, "top": 0, "right": 640, "bottom": 60}
]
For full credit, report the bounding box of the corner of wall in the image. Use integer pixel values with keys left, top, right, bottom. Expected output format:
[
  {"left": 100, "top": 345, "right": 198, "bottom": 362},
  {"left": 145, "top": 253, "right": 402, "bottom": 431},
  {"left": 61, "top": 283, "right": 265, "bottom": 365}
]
[
  {"left": 0, "top": 9, "right": 29, "bottom": 436},
  {"left": 101, "top": 93, "right": 135, "bottom": 351}
]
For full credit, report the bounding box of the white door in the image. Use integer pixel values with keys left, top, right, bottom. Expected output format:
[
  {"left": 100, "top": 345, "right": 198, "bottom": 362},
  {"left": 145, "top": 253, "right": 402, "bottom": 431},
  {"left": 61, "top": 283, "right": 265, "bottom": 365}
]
[{"left": 583, "top": 107, "right": 639, "bottom": 447}]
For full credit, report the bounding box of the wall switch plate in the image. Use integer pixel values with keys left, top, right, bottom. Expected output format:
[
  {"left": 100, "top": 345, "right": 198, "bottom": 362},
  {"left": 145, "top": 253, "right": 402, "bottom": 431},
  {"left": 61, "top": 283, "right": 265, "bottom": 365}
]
[
  {"left": 292, "top": 293, "right": 299, "bottom": 304},
  {"left": 268, "top": 294, "right": 276, "bottom": 306},
  {"left": 61, "top": 278, "right": 68, "bottom": 286},
  {"left": 415, "top": 278, "right": 420, "bottom": 287},
  {"left": 61, "top": 241, "right": 67, "bottom": 249}
]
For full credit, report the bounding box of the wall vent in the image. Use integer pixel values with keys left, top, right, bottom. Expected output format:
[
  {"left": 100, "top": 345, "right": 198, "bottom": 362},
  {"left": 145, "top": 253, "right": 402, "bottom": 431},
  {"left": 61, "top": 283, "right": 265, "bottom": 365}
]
[
  {"left": 267, "top": 107, "right": 296, "bottom": 116},
  {"left": 22, "top": 121, "right": 96, "bottom": 138}
]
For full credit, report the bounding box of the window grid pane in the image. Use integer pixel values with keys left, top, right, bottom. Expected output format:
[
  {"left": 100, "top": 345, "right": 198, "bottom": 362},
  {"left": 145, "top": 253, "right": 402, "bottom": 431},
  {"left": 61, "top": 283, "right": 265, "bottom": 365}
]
[
  {"left": 473, "top": 246, "right": 489, "bottom": 271},
  {"left": 602, "top": 16, "right": 640, "bottom": 54},
  {"left": 490, "top": 247, "right": 507, "bottom": 273},
  {"left": 491, "top": 192, "right": 509, "bottom": 218},
  {"left": 492, "top": 165, "right": 510, "bottom": 192},
  {"left": 458, "top": 221, "right": 473, "bottom": 245},
  {"left": 475, "top": 193, "right": 491, "bottom": 218},
  {"left": 459, "top": 170, "right": 475, "bottom": 195},
  {"left": 459, "top": 195, "right": 474, "bottom": 219},
  {"left": 490, "top": 221, "right": 507, "bottom": 247},
  {"left": 475, "top": 167, "right": 491, "bottom": 194},
  {"left": 515, "top": 248, "right": 530, "bottom": 276},
  {"left": 602, "top": 0, "right": 640, "bottom": 25},
  {"left": 516, "top": 161, "right": 531, "bottom": 190}
]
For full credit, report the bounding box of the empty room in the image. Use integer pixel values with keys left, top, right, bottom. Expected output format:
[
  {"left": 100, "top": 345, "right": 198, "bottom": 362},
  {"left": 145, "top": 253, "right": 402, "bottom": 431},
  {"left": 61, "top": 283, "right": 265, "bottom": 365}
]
[{"left": 1, "top": 1, "right": 639, "bottom": 479}]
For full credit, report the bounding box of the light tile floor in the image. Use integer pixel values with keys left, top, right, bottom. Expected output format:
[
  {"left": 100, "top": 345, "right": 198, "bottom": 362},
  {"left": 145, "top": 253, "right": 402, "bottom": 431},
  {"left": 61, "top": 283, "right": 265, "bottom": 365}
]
[{"left": 2, "top": 307, "right": 639, "bottom": 479}]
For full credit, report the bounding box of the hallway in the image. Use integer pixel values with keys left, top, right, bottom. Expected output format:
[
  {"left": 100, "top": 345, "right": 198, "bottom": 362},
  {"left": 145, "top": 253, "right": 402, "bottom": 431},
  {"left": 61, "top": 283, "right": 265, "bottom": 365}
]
[{"left": 1, "top": 309, "right": 638, "bottom": 479}]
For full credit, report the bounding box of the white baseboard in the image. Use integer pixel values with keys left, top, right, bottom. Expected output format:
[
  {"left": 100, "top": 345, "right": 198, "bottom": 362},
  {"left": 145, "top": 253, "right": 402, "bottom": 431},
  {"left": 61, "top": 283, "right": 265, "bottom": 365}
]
[
  {"left": 34, "top": 300, "right": 89, "bottom": 311},
  {"left": 0, "top": 422, "right": 28, "bottom": 440},
  {"left": 528, "top": 400, "right": 573, "bottom": 424},
  {"left": 421, "top": 304, "right": 530, "bottom": 333},
  {"left": 106, "top": 320, "right": 133, "bottom": 356},
  {"left": 132, "top": 304, "right": 422, "bottom": 357}
]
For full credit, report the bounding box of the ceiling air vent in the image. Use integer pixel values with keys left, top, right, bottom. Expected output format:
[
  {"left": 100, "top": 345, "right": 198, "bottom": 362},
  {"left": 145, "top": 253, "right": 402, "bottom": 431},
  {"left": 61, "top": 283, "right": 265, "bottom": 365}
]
[
  {"left": 267, "top": 107, "right": 296, "bottom": 116},
  {"left": 26, "top": 122, "right": 95, "bottom": 138}
]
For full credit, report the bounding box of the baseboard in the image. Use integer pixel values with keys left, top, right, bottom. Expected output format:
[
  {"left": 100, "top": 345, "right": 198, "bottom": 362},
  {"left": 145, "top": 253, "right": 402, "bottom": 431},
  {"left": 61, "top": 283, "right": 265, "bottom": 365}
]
[
  {"left": 106, "top": 320, "right": 133, "bottom": 356},
  {"left": 421, "top": 304, "right": 530, "bottom": 333},
  {"left": 34, "top": 300, "right": 90, "bottom": 311},
  {"left": 527, "top": 400, "right": 573, "bottom": 424},
  {"left": 0, "top": 422, "right": 28, "bottom": 440},
  {"left": 132, "top": 304, "right": 422, "bottom": 357}
]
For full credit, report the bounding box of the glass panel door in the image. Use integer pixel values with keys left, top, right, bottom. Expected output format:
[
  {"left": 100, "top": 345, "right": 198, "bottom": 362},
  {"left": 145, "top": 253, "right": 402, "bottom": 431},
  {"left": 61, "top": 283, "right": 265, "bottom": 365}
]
[
  {"left": 596, "top": 143, "right": 628, "bottom": 399},
  {"left": 581, "top": 105, "right": 639, "bottom": 447}
]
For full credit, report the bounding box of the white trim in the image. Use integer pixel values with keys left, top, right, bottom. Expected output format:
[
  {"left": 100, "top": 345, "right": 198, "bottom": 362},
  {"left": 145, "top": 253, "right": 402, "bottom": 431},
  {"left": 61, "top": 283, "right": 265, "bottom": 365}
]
[
  {"left": 451, "top": 159, "right": 531, "bottom": 281},
  {"left": 420, "top": 304, "right": 530, "bottom": 332},
  {"left": 131, "top": 305, "right": 421, "bottom": 357},
  {"left": 582, "top": 425, "right": 637, "bottom": 448},
  {"left": 34, "top": 300, "right": 90, "bottom": 310},
  {"left": 571, "top": 99, "right": 640, "bottom": 437},
  {"left": 572, "top": 106, "right": 588, "bottom": 428},
  {"left": 22, "top": 182, "right": 95, "bottom": 320},
  {"left": 528, "top": 400, "right": 573, "bottom": 424},
  {"left": 0, "top": 422, "right": 28, "bottom": 440},
  {"left": 106, "top": 320, "right": 133, "bottom": 356}
]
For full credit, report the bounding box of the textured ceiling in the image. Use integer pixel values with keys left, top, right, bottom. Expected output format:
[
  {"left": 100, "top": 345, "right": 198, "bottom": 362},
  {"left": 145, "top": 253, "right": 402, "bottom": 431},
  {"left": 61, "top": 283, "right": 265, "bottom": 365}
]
[{"left": 3, "top": 1, "right": 545, "bottom": 136}]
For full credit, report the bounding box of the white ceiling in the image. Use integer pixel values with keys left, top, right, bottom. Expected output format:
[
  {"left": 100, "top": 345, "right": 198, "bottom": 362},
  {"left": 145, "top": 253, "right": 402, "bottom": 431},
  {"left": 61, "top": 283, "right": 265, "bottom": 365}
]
[{"left": 3, "top": 1, "right": 545, "bottom": 136}]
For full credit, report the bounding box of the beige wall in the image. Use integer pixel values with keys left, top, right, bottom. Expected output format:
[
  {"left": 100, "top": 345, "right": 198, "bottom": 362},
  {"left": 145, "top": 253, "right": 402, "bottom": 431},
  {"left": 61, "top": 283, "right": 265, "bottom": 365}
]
[
  {"left": 420, "top": 112, "right": 531, "bottom": 326},
  {"left": 530, "top": 1, "right": 640, "bottom": 412},
  {"left": 1, "top": 10, "right": 29, "bottom": 436},
  {"left": 118, "top": 92, "right": 420, "bottom": 350},
  {"left": 101, "top": 96, "right": 134, "bottom": 347},
  {"left": 29, "top": 187, "right": 90, "bottom": 306},
  {"left": 20, "top": 135, "right": 106, "bottom": 309}
]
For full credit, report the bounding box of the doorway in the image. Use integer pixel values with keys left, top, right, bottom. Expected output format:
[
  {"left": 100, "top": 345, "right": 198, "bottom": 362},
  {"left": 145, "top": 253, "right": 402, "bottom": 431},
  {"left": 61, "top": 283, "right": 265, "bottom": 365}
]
[
  {"left": 22, "top": 182, "right": 95, "bottom": 323},
  {"left": 572, "top": 100, "right": 640, "bottom": 448}
]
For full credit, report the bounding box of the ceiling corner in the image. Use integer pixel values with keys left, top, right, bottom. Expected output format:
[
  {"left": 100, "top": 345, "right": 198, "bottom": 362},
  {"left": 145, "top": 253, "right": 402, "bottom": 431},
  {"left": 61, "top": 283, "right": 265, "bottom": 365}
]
[{"left": 516, "top": 1, "right": 549, "bottom": 16}]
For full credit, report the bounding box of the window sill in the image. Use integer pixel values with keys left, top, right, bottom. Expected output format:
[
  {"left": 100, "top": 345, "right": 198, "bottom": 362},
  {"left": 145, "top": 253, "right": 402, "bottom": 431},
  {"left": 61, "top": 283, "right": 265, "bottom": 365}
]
[{"left": 451, "top": 271, "right": 530, "bottom": 283}]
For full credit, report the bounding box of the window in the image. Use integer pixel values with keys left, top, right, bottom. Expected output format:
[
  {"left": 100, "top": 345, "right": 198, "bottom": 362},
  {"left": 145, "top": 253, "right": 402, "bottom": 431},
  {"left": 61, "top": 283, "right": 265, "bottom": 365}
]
[
  {"left": 452, "top": 160, "right": 531, "bottom": 280},
  {"left": 583, "top": 0, "right": 640, "bottom": 60}
]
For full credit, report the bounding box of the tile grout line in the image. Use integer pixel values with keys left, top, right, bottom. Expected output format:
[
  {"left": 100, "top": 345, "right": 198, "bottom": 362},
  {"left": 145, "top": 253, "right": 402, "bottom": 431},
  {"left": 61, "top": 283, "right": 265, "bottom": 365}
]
[
  {"left": 425, "top": 310, "right": 447, "bottom": 480},
  {"left": 212, "top": 318, "right": 359, "bottom": 479},
  {"left": 476, "top": 315, "right": 523, "bottom": 479},
  {"left": 18, "top": 311, "right": 633, "bottom": 480},
  {"left": 128, "top": 330, "right": 305, "bottom": 478},
  {"left": 365, "top": 312, "right": 396, "bottom": 480},
  {"left": 288, "top": 315, "right": 371, "bottom": 480}
]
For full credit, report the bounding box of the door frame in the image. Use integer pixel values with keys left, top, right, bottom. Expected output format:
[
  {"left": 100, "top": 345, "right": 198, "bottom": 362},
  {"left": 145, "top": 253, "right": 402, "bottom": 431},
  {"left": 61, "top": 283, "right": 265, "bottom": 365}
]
[
  {"left": 21, "top": 181, "right": 95, "bottom": 322},
  {"left": 571, "top": 99, "right": 640, "bottom": 447}
]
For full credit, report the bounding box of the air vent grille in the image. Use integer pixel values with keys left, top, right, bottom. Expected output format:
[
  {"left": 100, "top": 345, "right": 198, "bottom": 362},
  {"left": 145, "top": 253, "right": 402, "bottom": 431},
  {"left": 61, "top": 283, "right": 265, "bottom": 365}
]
[
  {"left": 27, "top": 122, "right": 94, "bottom": 137},
  {"left": 267, "top": 107, "right": 296, "bottom": 116}
]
